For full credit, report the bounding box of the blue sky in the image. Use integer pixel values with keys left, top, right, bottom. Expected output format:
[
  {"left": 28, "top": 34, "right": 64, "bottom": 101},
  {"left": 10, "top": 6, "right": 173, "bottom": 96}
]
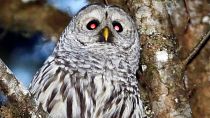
[{"left": 47, "top": 0, "right": 88, "bottom": 15}]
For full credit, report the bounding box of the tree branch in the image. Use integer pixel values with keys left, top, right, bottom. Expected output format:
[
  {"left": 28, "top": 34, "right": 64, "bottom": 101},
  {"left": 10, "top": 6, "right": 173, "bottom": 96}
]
[
  {"left": 0, "top": 59, "right": 48, "bottom": 117},
  {"left": 0, "top": 0, "right": 70, "bottom": 38},
  {"left": 104, "top": 0, "right": 108, "bottom": 5},
  {"left": 183, "top": 30, "right": 210, "bottom": 66}
]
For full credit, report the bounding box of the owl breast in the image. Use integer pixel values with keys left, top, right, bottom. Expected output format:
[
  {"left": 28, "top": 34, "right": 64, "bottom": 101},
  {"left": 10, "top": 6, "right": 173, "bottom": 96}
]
[{"left": 30, "top": 49, "right": 143, "bottom": 118}]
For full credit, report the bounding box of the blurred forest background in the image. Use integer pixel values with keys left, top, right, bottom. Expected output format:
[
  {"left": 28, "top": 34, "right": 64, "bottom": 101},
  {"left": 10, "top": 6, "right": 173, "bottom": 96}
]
[
  {"left": 0, "top": 0, "right": 88, "bottom": 87},
  {"left": 0, "top": 0, "right": 210, "bottom": 117}
]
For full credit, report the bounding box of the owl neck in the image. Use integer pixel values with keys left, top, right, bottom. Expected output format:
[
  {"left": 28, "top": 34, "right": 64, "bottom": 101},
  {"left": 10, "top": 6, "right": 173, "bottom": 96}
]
[{"left": 54, "top": 46, "right": 139, "bottom": 76}]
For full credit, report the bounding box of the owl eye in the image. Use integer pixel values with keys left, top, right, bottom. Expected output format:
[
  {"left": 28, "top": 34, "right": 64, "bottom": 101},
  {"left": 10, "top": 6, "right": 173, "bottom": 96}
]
[
  {"left": 112, "top": 21, "right": 123, "bottom": 32},
  {"left": 87, "top": 20, "right": 100, "bottom": 30}
]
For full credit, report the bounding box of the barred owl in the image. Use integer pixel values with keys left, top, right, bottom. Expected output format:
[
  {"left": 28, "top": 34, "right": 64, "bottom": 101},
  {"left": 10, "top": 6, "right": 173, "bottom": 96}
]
[{"left": 30, "top": 4, "right": 144, "bottom": 118}]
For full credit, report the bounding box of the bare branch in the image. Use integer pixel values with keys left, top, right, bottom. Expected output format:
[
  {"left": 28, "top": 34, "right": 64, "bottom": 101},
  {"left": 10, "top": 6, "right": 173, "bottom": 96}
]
[
  {"left": 0, "top": 0, "right": 70, "bottom": 38},
  {"left": 0, "top": 59, "right": 48, "bottom": 117},
  {"left": 104, "top": 0, "right": 108, "bottom": 5},
  {"left": 183, "top": 30, "right": 210, "bottom": 66},
  {"left": 0, "top": 30, "right": 7, "bottom": 40}
]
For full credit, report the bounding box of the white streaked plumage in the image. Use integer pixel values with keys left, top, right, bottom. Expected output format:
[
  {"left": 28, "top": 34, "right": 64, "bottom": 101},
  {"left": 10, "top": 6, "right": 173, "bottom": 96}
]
[{"left": 30, "top": 4, "right": 144, "bottom": 118}]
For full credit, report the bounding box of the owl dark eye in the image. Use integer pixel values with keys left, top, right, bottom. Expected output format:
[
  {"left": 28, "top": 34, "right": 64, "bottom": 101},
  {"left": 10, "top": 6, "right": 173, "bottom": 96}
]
[
  {"left": 112, "top": 21, "right": 123, "bottom": 32},
  {"left": 87, "top": 20, "right": 100, "bottom": 30}
]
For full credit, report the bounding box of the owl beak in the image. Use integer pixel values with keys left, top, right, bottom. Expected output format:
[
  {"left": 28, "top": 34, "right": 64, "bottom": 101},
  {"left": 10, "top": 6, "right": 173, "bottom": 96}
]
[
  {"left": 103, "top": 27, "right": 109, "bottom": 42},
  {"left": 99, "top": 27, "right": 112, "bottom": 42}
]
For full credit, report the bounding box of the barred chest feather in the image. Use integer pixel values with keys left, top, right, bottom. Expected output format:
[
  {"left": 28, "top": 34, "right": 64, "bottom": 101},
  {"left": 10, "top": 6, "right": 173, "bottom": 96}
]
[{"left": 30, "top": 51, "right": 144, "bottom": 118}]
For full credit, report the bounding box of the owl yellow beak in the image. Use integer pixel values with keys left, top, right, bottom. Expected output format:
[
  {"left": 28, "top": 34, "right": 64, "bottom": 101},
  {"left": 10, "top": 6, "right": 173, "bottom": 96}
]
[
  {"left": 103, "top": 27, "right": 109, "bottom": 42},
  {"left": 99, "top": 27, "right": 113, "bottom": 42}
]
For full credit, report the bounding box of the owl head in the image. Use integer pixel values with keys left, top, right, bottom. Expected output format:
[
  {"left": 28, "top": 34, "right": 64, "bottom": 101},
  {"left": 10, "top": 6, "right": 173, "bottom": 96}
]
[{"left": 56, "top": 4, "right": 140, "bottom": 52}]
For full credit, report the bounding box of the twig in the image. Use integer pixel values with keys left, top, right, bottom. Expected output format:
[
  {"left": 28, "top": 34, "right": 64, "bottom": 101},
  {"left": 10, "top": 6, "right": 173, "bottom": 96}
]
[
  {"left": 183, "top": 30, "right": 210, "bottom": 66},
  {"left": 104, "top": 0, "right": 108, "bottom": 5},
  {"left": 0, "top": 29, "right": 7, "bottom": 40}
]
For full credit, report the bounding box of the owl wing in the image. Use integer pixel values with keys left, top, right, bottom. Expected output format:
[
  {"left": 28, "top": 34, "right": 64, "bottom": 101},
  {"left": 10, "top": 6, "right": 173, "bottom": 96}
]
[
  {"left": 29, "top": 55, "right": 93, "bottom": 118},
  {"left": 29, "top": 56, "right": 66, "bottom": 115}
]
